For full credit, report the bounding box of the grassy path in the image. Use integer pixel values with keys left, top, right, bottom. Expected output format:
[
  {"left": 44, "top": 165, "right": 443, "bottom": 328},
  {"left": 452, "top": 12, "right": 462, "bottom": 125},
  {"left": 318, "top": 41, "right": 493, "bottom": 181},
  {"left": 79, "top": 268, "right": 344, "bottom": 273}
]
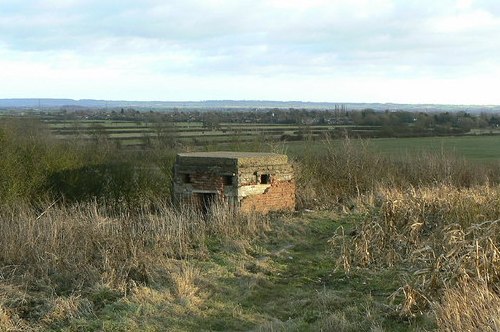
[
  {"left": 182, "top": 211, "right": 435, "bottom": 331},
  {"left": 37, "top": 211, "right": 435, "bottom": 331}
]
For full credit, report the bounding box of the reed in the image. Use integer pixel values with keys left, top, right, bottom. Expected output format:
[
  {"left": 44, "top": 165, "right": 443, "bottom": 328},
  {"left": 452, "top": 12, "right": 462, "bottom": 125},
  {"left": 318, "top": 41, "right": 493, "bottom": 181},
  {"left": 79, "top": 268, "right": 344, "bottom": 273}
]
[{"left": 331, "top": 184, "right": 500, "bottom": 323}]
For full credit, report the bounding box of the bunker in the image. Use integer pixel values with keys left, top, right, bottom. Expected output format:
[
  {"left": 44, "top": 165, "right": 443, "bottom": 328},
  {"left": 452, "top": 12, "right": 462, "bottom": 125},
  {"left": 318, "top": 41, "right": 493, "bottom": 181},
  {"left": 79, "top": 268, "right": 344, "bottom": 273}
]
[{"left": 173, "top": 152, "right": 295, "bottom": 214}]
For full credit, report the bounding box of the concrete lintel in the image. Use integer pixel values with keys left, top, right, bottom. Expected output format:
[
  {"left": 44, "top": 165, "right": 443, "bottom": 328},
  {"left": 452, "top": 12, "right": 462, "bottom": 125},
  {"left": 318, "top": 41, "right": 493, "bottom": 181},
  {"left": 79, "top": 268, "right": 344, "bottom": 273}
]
[{"left": 238, "top": 184, "right": 271, "bottom": 197}]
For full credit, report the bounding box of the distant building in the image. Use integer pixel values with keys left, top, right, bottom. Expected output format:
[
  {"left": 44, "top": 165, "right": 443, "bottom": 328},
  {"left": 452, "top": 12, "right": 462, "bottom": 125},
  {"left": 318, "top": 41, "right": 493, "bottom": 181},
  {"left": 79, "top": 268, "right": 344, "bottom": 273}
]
[{"left": 173, "top": 152, "right": 295, "bottom": 214}]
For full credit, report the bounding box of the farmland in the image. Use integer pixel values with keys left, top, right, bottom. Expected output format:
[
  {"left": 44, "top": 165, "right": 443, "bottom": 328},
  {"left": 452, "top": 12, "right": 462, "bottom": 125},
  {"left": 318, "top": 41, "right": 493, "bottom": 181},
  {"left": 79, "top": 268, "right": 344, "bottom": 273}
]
[
  {"left": 0, "top": 106, "right": 485, "bottom": 162},
  {"left": 287, "top": 135, "right": 500, "bottom": 162},
  {"left": 38, "top": 117, "right": 500, "bottom": 163},
  {"left": 43, "top": 119, "right": 373, "bottom": 148}
]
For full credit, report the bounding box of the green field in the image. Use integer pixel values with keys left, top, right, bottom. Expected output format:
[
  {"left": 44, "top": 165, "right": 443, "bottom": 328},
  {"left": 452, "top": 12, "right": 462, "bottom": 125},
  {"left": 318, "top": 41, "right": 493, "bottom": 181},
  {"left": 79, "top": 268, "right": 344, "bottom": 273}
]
[
  {"left": 285, "top": 135, "right": 500, "bottom": 162},
  {"left": 371, "top": 136, "right": 500, "bottom": 161}
]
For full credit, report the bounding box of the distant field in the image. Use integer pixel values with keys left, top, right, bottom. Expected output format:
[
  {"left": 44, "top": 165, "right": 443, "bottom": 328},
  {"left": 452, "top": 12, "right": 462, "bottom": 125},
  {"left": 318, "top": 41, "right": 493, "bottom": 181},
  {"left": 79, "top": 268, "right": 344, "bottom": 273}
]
[
  {"left": 285, "top": 136, "right": 500, "bottom": 162},
  {"left": 41, "top": 119, "right": 500, "bottom": 161},
  {"left": 370, "top": 136, "right": 500, "bottom": 161},
  {"left": 44, "top": 119, "right": 377, "bottom": 147}
]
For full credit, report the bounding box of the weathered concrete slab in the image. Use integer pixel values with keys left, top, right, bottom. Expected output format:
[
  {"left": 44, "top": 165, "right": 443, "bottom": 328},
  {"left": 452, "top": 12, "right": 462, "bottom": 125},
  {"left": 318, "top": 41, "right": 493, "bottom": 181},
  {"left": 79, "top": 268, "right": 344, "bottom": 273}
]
[{"left": 176, "top": 151, "right": 288, "bottom": 167}]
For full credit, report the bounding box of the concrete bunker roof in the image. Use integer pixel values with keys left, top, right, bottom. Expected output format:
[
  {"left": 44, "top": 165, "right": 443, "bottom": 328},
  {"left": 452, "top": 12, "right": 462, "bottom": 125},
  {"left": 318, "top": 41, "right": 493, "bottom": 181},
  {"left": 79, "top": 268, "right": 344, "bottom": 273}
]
[{"left": 176, "top": 151, "right": 288, "bottom": 167}]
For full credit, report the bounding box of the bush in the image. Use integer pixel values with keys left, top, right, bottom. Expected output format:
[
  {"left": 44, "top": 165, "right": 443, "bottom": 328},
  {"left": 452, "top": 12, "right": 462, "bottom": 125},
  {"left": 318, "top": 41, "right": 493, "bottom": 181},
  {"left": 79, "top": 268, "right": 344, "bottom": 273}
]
[
  {"left": 294, "top": 137, "right": 388, "bottom": 209},
  {"left": 0, "top": 118, "right": 176, "bottom": 207}
]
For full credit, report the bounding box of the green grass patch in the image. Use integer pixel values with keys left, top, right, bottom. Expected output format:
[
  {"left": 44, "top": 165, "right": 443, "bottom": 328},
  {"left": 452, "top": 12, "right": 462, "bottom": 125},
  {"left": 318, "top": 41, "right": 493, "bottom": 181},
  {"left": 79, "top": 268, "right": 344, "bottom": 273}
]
[{"left": 286, "top": 135, "right": 500, "bottom": 161}]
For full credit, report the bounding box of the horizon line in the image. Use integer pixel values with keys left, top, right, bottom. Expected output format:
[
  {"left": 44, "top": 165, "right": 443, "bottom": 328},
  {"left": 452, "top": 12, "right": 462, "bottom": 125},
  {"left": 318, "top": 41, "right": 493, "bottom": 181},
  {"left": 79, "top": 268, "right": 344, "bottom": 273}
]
[{"left": 1, "top": 98, "right": 500, "bottom": 108}]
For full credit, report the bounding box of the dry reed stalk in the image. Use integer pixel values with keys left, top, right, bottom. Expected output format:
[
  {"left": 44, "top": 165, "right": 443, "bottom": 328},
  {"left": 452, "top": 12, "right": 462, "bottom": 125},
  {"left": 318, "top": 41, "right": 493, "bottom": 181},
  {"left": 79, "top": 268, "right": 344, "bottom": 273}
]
[
  {"left": 435, "top": 282, "right": 500, "bottom": 331},
  {"left": 0, "top": 200, "right": 270, "bottom": 289},
  {"left": 331, "top": 184, "right": 500, "bottom": 316}
]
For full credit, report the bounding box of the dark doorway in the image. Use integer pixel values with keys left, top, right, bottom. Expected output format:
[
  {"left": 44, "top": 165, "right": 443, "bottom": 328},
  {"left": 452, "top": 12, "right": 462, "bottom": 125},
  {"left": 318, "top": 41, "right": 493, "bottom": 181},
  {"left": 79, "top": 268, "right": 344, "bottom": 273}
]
[{"left": 194, "top": 193, "right": 217, "bottom": 215}]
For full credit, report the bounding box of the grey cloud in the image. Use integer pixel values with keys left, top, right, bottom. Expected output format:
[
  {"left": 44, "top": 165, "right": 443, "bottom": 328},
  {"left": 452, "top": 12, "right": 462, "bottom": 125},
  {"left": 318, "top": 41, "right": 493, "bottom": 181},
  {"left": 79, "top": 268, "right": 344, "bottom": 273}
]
[{"left": 1, "top": 0, "right": 500, "bottom": 79}]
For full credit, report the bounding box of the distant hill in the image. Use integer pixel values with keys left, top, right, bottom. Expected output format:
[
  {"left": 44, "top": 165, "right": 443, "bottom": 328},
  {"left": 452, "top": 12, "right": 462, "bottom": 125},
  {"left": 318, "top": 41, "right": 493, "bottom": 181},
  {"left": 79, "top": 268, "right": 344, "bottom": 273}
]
[{"left": 1, "top": 98, "right": 499, "bottom": 113}]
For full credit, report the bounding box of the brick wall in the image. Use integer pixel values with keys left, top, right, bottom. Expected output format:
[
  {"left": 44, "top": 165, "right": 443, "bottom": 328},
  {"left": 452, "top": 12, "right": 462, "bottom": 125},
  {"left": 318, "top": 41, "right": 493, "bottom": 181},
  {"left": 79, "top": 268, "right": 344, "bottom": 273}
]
[
  {"left": 186, "top": 171, "right": 225, "bottom": 192},
  {"left": 240, "top": 180, "right": 295, "bottom": 213}
]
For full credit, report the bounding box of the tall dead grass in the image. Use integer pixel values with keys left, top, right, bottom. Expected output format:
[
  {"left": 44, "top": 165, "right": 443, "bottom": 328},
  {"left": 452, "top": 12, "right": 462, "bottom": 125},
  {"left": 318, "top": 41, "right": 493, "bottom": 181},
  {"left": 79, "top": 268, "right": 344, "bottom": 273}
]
[
  {"left": 296, "top": 137, "right": 387, "bottom": 209},
  {"left": 0, "top": 200, "right": 269, "bottom": 291},
  {"left": 435, "top": 282, "right": 500, "bottom": 331},
  {"left": 295, "top": 137, "right": 499, "bottom": 209},
  {"left": 330, "top": 184, "right": 500, "bottom": 327},
  {"left": 0, "top": 199, "right": 270, "bottom": 329}
]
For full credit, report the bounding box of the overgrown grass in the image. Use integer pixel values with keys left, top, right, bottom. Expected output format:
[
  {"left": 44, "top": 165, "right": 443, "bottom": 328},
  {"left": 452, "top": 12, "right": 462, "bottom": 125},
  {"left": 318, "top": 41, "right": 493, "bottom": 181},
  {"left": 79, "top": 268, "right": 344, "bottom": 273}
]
[
  {"left": 331, "top": 184, "right": 500, "bottom": 328},
  {"left": 293, "top": 136, "right": 500, "bottom": 329},
  {"left": 295, "top": 137, "right": 499, "bottom": 209},
  {"left": 0, "top": 200, "right": 272, "bottom": 330},
  {"left": 0, "top": 200, "right": 269, "bottom": 289},
  {"left": 2, "top": 207, "right": 429, "bottom": 331},
  {"left": 435, "top": 282, "right": 500, "bottom": 331}
]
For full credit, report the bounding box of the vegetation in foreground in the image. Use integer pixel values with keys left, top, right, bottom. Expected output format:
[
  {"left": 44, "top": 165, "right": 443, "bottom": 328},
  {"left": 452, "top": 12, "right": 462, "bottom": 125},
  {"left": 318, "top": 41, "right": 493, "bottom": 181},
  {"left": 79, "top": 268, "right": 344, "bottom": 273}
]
[
  {"left": 2, "top": 185, "right": 499, "bottom": 331},
  {"left": 0, "top": 118, "right": 500, "bottom": 331},
  {"left": 0, "top": 202, "right": 432, "bottom": 331}
]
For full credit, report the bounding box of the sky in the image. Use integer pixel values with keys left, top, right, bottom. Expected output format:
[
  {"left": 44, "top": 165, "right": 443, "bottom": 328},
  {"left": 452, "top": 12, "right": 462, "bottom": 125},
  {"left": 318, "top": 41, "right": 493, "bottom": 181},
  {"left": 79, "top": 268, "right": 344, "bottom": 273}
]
[{"left": 1, "top": 0, "right": 500, "bottom": 104}]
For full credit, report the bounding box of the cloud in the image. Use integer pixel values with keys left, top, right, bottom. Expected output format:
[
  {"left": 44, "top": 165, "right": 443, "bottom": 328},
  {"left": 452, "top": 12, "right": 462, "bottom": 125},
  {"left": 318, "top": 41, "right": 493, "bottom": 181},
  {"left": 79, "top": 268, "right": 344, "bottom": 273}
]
[{"left": 1, "top": 0, "right": 500, "bottom": 103}]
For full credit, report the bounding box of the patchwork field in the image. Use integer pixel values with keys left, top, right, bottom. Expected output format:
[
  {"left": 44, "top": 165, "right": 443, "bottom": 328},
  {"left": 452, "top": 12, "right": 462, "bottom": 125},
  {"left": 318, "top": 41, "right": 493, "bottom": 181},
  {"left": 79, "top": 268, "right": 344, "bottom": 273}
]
[
  {"left": 42, "top": 119, "right": 378, "bottom": 147},
  {"left": 40, "top": 117, "right": 500, "bottom": 162}
]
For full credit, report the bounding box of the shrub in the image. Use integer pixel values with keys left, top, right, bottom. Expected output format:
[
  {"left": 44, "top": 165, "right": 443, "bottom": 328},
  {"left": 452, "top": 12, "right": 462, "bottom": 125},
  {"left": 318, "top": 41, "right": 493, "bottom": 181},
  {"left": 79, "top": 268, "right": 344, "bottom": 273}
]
[
  {"left": 0, "top": 118, "right": 176, "bottom": 207},
  {"left": 295, "top": 137, "right": 388, "bottom": 209}
]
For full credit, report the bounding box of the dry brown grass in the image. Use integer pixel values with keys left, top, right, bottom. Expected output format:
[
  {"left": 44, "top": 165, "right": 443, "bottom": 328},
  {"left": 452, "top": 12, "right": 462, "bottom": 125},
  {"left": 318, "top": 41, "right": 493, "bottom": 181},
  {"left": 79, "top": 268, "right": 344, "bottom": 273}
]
[
  {"left": 0, "top": 200, "right": 269, "bottom": 330},
  {"left": 331, "top": 184, "right": 500, "bottom": 321},
  {"left": 435, "top": 282, "right": 500, "bottom": 331},
  {"left": 168, "top": 262, "right": 202, "bottom": 306},
  {"left": 0, "top": 200, "right": 268, "bottom": 285},
  {"left": 295, "top": 137, "right": 499, "bottom": 210},
  {"left": 41, "top": 295, "right": 94, "bottom": 327}
]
